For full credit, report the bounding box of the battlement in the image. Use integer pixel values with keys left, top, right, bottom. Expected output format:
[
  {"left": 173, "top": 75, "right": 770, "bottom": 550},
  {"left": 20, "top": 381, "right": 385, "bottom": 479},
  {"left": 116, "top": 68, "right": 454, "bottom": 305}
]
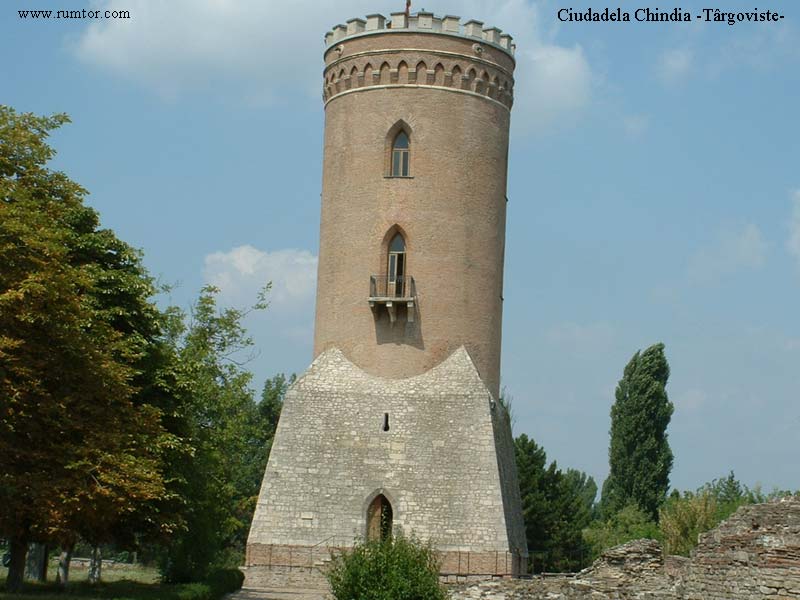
[{"left": 325, "top": 12, "right": 515, "bottom": 57}]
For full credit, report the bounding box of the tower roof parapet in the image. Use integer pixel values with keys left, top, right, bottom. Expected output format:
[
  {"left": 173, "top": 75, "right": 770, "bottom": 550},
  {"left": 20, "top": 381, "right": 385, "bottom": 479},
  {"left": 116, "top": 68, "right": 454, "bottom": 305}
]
[{"left": 324, "top": 12, "right": 516, "bottom": 57}]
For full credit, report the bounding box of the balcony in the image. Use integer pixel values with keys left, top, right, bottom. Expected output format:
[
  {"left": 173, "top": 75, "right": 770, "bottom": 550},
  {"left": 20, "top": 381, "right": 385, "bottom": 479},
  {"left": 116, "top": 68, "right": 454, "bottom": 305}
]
[{"left": 368, "top": 275, "right": 416, "bottom": 323}]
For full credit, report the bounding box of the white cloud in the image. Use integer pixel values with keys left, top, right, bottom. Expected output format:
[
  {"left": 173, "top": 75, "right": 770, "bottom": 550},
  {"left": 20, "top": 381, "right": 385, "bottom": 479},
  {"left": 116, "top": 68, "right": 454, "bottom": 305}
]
[
  {"left": 688, "top": 223, "right": 767, "bottom": 283},
  {"left": 74, "top": 0, "right": 357, "bottom": 101},
  {"left": 710, "top": 24, "right": 800, "bottom": 76},
  {"left": 783, "top": 338, "right": 800, "bottom": 352},
  {"left": 73, "top": 0, "right": 593, "bottom": 131},
  {"left": 514, "top": 42, "right": 592, "bottom": 133},
  {"left": 658, "top": 47, "right": 693, "bottom": 85},
  {"left": 203, "top": 245, "right": 317, "bottom": 311},
  {"left": 787, "top": 190, "right": 800, "bottom": 267},
  {"left": 444, "top": 0, "right": 594, "bottom": 134},
  {"left": 622, "top": 114, "right": 649, "bottom": 139}
]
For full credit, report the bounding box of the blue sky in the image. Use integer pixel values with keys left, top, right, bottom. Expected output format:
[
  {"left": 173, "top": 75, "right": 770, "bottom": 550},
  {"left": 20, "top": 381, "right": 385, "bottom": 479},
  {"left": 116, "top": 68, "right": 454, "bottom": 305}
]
[{"left": 3, "top": 0, "right": 799, "bottom": 496}]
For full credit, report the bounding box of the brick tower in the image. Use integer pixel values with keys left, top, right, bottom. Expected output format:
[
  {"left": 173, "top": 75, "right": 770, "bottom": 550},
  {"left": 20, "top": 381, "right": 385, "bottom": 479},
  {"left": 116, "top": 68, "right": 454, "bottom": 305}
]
[{"left": 245, "top": 11, "right": 526, "bottom": 589}]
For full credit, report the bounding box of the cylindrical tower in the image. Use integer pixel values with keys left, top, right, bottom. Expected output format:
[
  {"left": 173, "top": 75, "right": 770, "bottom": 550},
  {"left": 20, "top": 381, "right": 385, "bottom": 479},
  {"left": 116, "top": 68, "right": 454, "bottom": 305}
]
[
  {"left": 246, "top": 14, "right": 527, "bottom": 590},
  {"left": 314, "top": 12, "right": 515, "bottom": 397}
]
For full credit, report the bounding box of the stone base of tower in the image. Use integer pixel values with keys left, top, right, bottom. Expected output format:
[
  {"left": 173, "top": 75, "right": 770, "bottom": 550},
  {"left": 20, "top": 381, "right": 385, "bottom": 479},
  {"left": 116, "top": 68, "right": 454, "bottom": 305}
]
[{"left": 245, "top": 347, "right": 528, "bottom": 589}]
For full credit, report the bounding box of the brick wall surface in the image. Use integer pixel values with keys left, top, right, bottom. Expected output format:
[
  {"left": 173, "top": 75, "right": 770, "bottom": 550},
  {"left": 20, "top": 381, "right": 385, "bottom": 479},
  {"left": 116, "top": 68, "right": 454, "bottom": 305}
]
[{"left": 315, "top": 29, "right": 514, "bottom": 397}]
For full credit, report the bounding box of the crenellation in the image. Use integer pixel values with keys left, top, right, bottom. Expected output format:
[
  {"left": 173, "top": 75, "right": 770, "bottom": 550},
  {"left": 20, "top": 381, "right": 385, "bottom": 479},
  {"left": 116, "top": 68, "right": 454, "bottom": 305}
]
[
  {"left": 417, "top": 11, "right": 434, "bottom": 29},
  {"left": 324, "top": 13, "right": 515, "bottom": 57},
  {"left": 332, "top": 23, "right": 346, "bottom": 41},
  {"left": 390, "top": 11, "right": 408, "bottom": 29},
  {"left": 463, "top": 19, "right": 485, "bottom": 38},
  {"left": 365, "top": 13, "right": 385, "bottom": 30},
  {"left": 483, "top": 27, "right": 502, "bottom": 44},
  {"left": 346, "top": 18, "right": 365, "bottom": 35},
  {"left": 443, "top": 14, "right": 461, "bottom": 32}
]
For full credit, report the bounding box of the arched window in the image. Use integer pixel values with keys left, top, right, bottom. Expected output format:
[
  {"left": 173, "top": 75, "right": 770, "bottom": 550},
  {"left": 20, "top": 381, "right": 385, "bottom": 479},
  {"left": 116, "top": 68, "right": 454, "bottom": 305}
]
[
  {"left": 387, "top": 233, "right": 406, "bottom": 297},
  {"left": 366, "top": 494, "right": 393, "bottom": 541},
  {"left": 391, "top": 131, "right": 409, "bottom": 177}
]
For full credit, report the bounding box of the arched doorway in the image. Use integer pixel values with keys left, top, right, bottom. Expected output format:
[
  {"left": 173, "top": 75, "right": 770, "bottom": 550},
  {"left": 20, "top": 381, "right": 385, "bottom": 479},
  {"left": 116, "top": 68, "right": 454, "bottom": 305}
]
[
  {"left": 366, "top": 494, "right": 393, "bottom": 541},
  {"left": 387, "top": 234, "right": 406, "bottom": 297}
]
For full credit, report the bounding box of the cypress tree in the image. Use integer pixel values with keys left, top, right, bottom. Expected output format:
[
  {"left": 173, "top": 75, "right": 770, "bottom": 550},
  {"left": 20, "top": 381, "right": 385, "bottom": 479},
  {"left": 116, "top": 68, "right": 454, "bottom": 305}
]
[{"left": 601, "top": 343, "right": 674, "bottom": 520}]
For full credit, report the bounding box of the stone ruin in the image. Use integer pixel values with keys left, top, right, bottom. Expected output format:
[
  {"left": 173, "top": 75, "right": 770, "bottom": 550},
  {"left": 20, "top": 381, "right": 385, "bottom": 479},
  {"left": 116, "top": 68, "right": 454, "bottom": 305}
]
[{"left": 450, "top": 496, "right": 800, "bottom": 600}]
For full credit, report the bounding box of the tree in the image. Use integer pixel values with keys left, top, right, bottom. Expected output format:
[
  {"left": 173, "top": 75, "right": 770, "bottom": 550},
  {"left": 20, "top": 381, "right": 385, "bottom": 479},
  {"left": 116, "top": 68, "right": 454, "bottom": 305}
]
[
  {"left": 158, "top": 286, "right": 267, "bottom": 582},
  {"left": 514, "top": 434, "right": 596, "bottom": 572},
  {"left": 0, "top": 107, "right": 172, "bottom": 591},
  {"left": 600, "top": 343, "right": 673, "bottom": 521},
  {"left": 231, "top": 371, "right": 294, "bottom": 540},
  {"left": 259, "top": 373, "right": 294, "bottom": 438}
]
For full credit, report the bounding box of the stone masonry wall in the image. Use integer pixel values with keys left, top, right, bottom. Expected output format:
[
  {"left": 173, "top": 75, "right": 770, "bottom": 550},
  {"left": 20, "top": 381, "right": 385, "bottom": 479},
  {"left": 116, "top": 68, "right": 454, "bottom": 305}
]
[
  {"left": 450, "top": 498, "right": 800, "bottom": 600},
  {"left": 245, "top": 346, "right": 528, "bottom": 587},
  {"left": 490, "top": 402, "right": 527, "bottom": 557},
  {"left": 684, "top": 498, "right": 800, "bottom": 599}
]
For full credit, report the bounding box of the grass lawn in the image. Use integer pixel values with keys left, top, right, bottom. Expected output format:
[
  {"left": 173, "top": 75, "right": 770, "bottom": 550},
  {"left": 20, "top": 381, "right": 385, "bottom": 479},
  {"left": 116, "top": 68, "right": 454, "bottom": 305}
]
[{"left": 0, "top": 562, "right": 211, "bottom": 599}]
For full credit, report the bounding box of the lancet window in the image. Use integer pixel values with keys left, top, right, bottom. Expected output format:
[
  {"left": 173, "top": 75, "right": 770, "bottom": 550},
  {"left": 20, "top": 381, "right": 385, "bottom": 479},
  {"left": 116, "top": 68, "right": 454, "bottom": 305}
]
[{"left": 391, "top": 131, "right": 410, "bottom": 177}]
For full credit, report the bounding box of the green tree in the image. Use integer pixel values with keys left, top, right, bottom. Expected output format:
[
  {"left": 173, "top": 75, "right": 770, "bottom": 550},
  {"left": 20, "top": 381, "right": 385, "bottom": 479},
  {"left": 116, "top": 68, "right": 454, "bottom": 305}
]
[
  {"left": 601, "top": 343, "right": 674, "bottom": 520},
  {"left": 702, "top": 471, "right": 766, "bottom": 522},
  {"left": 0, "top": 107, "right": 172, "bottom": 592},
  {"left": 231, "top": 371, "right": 294, "bottom": 539},
  {"left": 555, "top": 469, "right": 597, "bottom": 567},
  {"left": 515, "top": 435, "right": 554, "bottom": 554},
  {"left": 514, "top": 434, "right": 595, "bottom": 572},
  {"left": 248, "top": 372, "right": 294, "bottom": 484},
  {"left": 565, "top": 469, "right": 599, "bottom": 520},
  {"left": 259, "top": 372, "right": 294, "bottom": 433},
  {"left": 158, "top": 286, "right": 267, "bottom": 582}
]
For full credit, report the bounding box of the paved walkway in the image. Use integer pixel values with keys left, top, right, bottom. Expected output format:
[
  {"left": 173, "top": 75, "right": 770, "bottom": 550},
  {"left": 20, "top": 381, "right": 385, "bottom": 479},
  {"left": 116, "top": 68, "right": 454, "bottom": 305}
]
[{"left": 226, "top": 587, "right": 328, "bottom": 600}]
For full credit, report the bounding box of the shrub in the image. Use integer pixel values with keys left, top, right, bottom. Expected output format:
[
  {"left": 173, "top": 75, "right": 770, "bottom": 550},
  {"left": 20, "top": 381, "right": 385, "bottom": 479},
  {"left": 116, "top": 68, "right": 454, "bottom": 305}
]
[
  {"left": 583, "top": 503, "right": 661, "bottom": 560},
  {"left": 174, "top": 582, "right": 214, "bottom": 600},
  {"left": 659, "top": 491, "right": 718, "bottom": 556},
  {"left": 326, "top": 535, "right": 447, "bottom": 600},
  {"left": 206, "top": 568, "right": 245, "bottom": 596}
]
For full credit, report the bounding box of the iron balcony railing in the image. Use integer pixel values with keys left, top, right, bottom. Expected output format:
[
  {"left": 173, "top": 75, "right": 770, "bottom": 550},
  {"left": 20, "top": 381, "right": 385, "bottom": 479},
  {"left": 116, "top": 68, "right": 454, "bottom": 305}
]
[{"left": 369, "top": 275, "right": 415, "bottom": 299}]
